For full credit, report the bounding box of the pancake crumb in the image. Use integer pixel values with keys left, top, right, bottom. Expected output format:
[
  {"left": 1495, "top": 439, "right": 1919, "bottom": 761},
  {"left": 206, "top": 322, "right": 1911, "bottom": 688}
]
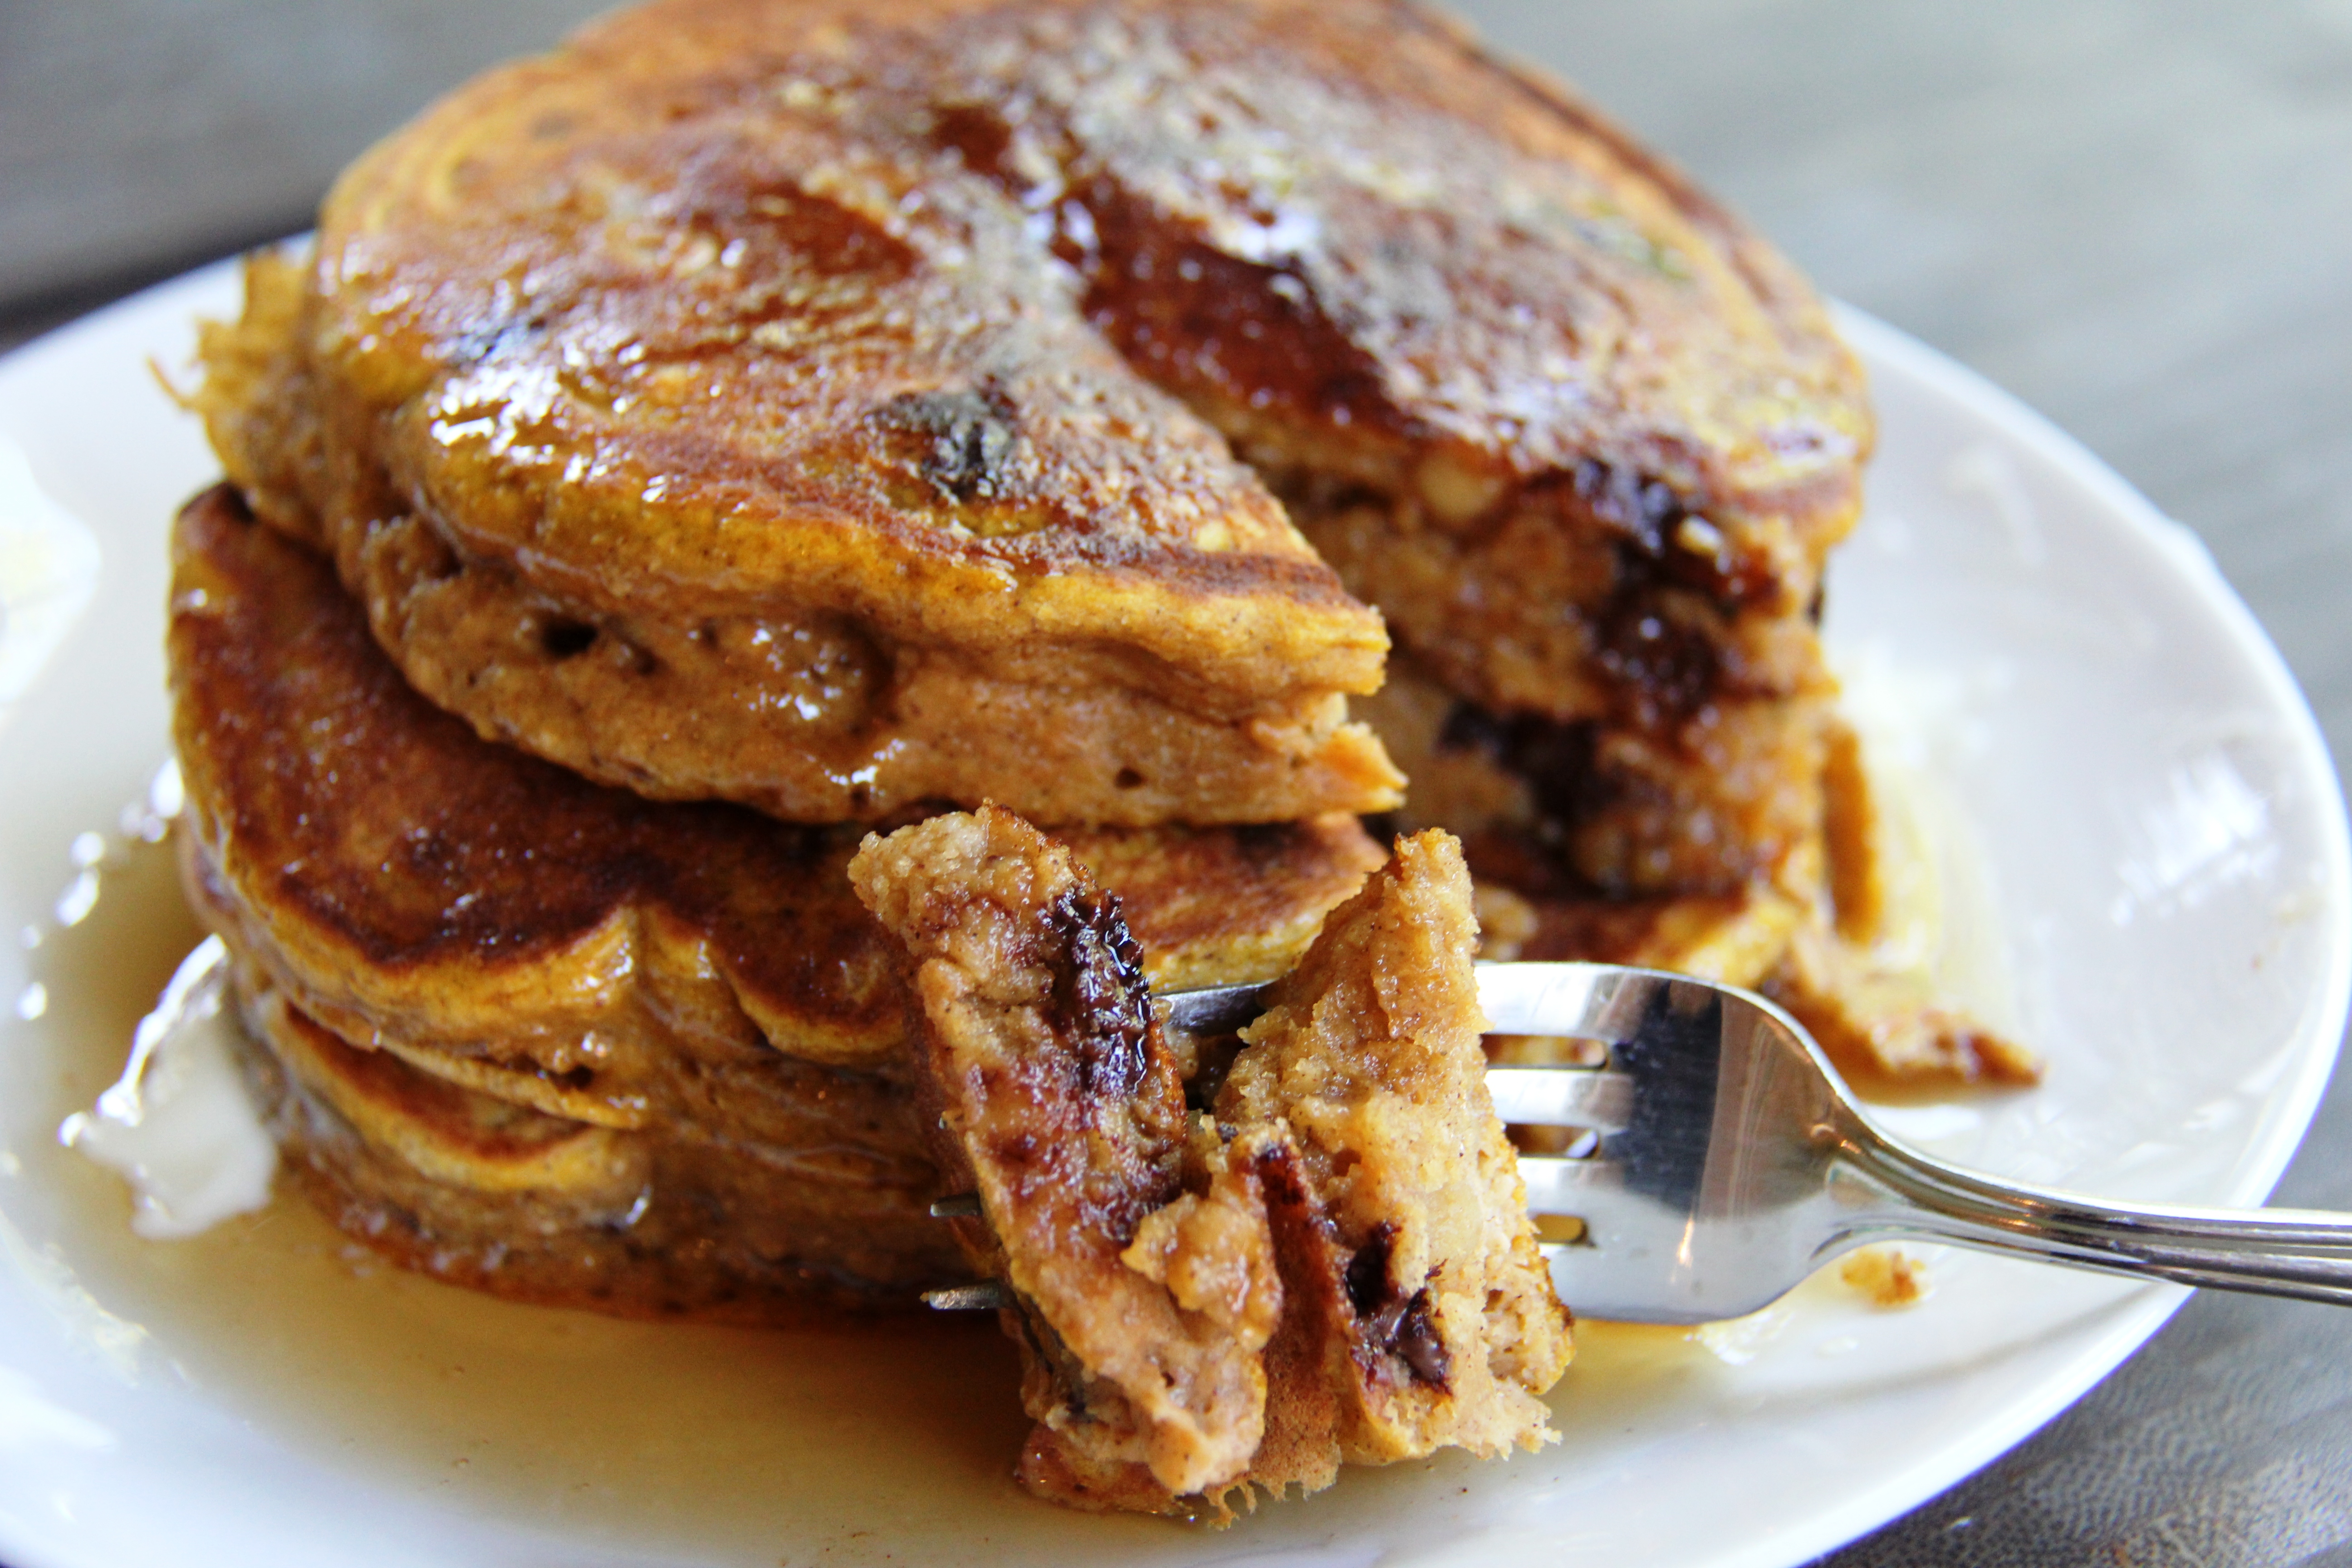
[{"left": 1839, "top": 1246, "right": 1927, "bottom": 1308}]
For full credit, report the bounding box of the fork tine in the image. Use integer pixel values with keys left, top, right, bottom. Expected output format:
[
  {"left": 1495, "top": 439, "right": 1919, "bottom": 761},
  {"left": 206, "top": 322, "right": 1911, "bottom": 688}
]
[
  {"left": 922, "top": 1280, "right": 1012, "bottom": 1311},
  {"left": 1475, "top": 960, "right": 1646, "bottom": 1039},
  {"left": 1518, "top": 1153, "right": 1622, "bottom": 1215},
  {"left": 1487, "top": 1066, "right": 1634, "bottom": 1130}
]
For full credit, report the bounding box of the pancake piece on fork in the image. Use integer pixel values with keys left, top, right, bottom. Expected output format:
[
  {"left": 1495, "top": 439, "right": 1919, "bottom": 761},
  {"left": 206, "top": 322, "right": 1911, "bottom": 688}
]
[{"left": 852, "top": 810, "right": 1564, "bottom": 1519}]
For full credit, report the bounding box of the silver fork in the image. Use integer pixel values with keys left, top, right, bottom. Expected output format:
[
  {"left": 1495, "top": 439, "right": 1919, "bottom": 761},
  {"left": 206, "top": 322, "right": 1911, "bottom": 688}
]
[{"left": 930, "top": 961, "right": 2352, "bottom": 1322}]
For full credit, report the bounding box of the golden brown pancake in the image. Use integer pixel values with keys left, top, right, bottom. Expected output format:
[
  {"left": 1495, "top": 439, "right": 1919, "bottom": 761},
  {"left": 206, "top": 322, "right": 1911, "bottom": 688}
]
[
  {"left": 168, "top": 483, "right": 1387, "bottom": 1315},
  {"left": 232, "top": 957, "right": 956, "bottom": 1318},
  {"left": 198, "top": 0, "right": 1867, "bottom": 835}
]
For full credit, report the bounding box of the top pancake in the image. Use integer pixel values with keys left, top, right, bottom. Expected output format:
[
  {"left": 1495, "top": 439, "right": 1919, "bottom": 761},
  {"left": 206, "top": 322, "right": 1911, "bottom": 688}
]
[{"left": 206, "top": 0, "right": 1867, "bottom": 827}]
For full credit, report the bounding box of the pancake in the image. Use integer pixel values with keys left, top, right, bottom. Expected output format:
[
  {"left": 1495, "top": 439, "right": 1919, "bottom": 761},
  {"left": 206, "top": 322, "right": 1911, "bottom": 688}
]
[
  {"left": 849, "top": 807, "right": 1281, "bottom": 1511},
  {"left": 851, "top": 812, "right": 1564, "bottom": 1517},
  {"left": 1218, "top": 829, "right": 1567, "bottom": 1496},
  {"left": 231, "top": 957, "right": 956, "bottom": 1318},
  {"left": 168, "top": 482, "right": 1387, "bottom": 1315},
  {"left": 1377, "top": 652, "right": 2036, "bottom": 1084},
  {"left": 199, "top": 250, "right": 1399, "bottom": 830},
  {"left": 196, "top": 0, "right": 1865, "bottom": 835}
]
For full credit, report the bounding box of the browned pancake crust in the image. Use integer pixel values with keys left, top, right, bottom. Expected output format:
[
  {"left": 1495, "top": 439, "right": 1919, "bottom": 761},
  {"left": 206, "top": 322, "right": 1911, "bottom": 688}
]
[
  {"left": 201, "top": 252, "right": 1397, "bottom": 828},
  {"left": 232, "top": 960, "right": 958, "bottom": 1318},
  {"left": 202, "top": 0, "right": 1865, "bottom": 828},
  {"left": 168, "top": 483, "right": 1387, "bottom": 1312}
]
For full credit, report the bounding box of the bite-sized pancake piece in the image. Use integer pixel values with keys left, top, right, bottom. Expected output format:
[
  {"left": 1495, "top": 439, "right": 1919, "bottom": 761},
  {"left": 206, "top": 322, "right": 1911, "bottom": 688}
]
[
  {"left": 167, "top": 483, "right": 1387, "bottom": 1312},
  {"left": 849, "top": 807, "right": 1282, "bottom": 1509},
  {"left": 859, "top": 813, "right": 1565, "bottom": 1517},
  {"left": 1218, "top": 830, "right": 1568, "bottom": 1490}
]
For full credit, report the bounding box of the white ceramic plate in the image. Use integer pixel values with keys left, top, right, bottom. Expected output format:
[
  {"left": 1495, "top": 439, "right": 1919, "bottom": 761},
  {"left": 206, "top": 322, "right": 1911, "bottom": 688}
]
[{"left": 0, "top": 263, "right": 2344, "bottom": 1568}]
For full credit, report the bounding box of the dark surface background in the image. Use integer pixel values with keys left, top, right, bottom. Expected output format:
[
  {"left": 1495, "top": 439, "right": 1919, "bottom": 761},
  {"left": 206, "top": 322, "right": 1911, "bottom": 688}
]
[{"left": 6, "top": 1, "right": 2351, "bottom": 1560}]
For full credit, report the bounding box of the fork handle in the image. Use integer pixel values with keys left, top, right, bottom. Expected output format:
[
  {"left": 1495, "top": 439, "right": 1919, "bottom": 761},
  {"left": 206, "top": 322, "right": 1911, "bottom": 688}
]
[{"left": 1839, "top": 1122, "right": 2352, "bottom": 1307}]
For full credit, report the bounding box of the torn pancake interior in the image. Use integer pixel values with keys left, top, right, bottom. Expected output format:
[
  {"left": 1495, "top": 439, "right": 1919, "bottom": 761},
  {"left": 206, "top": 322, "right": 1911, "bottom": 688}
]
[
  {"left": 1218, "top": 828, "right": 1569, "bottom": 1492},
  {"left": 848, "top": 807, "right": 1280, "bottom": 1512},
  {"left": 853, "top": 809, "right": 1568, "bottom": 1520},
  {"left": 1371, "top": 650, "right": 2038, "bottom": 1088}
]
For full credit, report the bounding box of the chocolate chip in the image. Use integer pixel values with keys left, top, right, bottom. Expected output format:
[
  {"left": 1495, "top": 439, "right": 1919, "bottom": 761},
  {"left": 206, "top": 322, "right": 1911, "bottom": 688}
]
[
  {"left": 1595, "top": 599, "right": 1717, "bottom": 718},
  {"left": 1392, "top": 1289, "right": 1452, "bottom": 1389},
  {"left": 540, "top": 618, "right": 598, "bottom": 659},
  {"left": 1044, "top": 887, "right": 1152, "bottom": 1098},
  {"left": 1344, "top": 1223, "right": 1453, "bottom": 1390},
  {"left": 1437, "top": 702, "right": 1610, "bottom": 828},
  {"left": 1567, "top": 459, "right": 1691, "bottom": 558},
  {"left": 926, "top": 102, "right": 1014, "bottom": 182},
  {"left": 1346, "top": 1221, "right": 1397, "bottom": 1318},
  {"left": 870, "top": 388, "right": 1018, "bottom": 503}
]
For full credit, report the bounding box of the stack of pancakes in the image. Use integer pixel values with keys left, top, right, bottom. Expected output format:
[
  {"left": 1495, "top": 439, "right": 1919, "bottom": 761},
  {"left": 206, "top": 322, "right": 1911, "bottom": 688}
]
[{"left": 178, "top": 0, "right": 2024, "bottom": 1326}]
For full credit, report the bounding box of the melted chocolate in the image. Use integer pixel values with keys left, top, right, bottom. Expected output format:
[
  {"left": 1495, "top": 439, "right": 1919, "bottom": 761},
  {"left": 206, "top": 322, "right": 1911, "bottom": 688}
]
[
  {"left": 1438, "top": 703, "right": 1610, "bottom": 833},
  {"left": 1344, "top": 1220, "right": 1398, "bottom": 1318},
  {"left": 867, "top": 388, "right": 1020, "bottom": 503},
  {"left": 1594, "top": 597, "right": 1720, "bottom": 723},
  {"left": 1043, "top": 887, "right": 1153, "bottom": 1099},
  {"left": 1344, "top": 1221, "right": 1452, "bottom": 1390}
]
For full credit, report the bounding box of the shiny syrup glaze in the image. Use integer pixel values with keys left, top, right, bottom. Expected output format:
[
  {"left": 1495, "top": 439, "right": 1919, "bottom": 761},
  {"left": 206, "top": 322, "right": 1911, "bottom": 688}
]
[
  {"left": 299, "top": 0, "right": 1866, "bottom": 678},
  {"left": 188, "top": 0, "right": 1881, "bottom": 855}
]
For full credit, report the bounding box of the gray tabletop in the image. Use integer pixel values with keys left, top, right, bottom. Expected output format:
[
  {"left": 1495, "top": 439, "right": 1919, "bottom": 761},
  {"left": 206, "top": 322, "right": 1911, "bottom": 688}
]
[{"left": 6, "top": 1, "right": 2350, "bottom": 1561}]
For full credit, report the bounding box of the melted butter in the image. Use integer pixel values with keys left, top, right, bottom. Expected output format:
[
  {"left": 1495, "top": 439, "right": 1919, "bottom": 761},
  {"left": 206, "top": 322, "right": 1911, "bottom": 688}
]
[{"left": 59, "top": 935, "right": 276, "bottom": 1239}]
